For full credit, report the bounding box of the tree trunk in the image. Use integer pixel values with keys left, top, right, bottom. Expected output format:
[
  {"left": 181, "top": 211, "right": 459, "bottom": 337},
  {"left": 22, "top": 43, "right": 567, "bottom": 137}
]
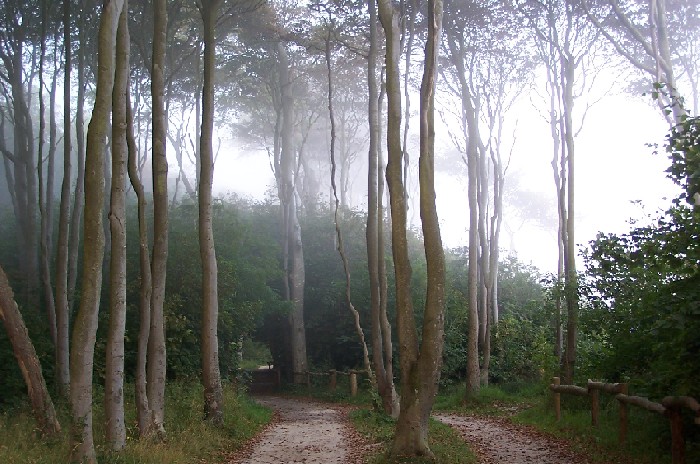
[
  {"left": 148, "top": 0, "right": 169, "bottom": 438},
  {"left": 37, "top": 3, "right": 57, "bottom": 349},
  {"left": 561, "top": 54, "right": 578, "bottom": 385},
  {"left": 389, "top": 0, "right": 446, "bottom": 457},
  {"left": 367, "top": 0, "right": 398, "bottom": 417},
  {"left": 70, "top": 2, "right": 124, "bottom": 462},
  {"left": 54, "top": 0, "right": 72, "bottom": 399},
  {"left": 199, "top": 0, "right": 224, "bottom": 425},
  {"left": 326, "top": 27, "right": 376, "bottom": 404},
  {"left": 68, "top": 0, "right": 88, "bottom": 314},
  {"left": 0, "top": 264, "right": 61, "bottom": 438},
  {"left": 277, "top": 41, "right": 308, "bottom": 384},
  {"left": 105, "top": 5, "right": 129, "bottom": 450},
  {"left": 126, "top": 87, "right": 153, "bottom": 437},
  {"left": 445, "top": 29, "right": 481, "bottom": 398}
]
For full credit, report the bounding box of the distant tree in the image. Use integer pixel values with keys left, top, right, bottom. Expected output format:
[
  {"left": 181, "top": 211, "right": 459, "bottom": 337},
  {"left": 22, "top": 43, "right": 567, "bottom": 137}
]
[
  {"left": 126, "top": 87, "right": 153, "bottom": 437},
  {"left": 0, "top": 0, "right": 41, "bottom": 298},
  {"left": 581, "top": 0, "right": 694, "bottom": 122},
  {"left": 54, "top": 0, "right": 73, "bottom": 399},
  {"left": 517, "top": 0, "right": 599, "bottom": 384}
]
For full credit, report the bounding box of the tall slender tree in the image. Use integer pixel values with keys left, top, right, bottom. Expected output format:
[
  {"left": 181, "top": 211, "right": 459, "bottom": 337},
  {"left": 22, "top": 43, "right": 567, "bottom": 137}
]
[
  {"left": 105, "top": 3, "right": 130, "bottom": 450},
  {"left": 148, "top": 0, "right": 169, "bottom": 438},
  {"left": 69, "top": 1, "right": 125, "bottom": 461},
  {"left": 54, "top": 0, "right": 72, "bottom": 398},
  {"left": 367, "top": 0, "right": 398, "bottom": 417},
  {"left": 198, "top": 0, "right": 225, "bottom": 425},
  {"left": 379, "top": 0, "right": 447, "bottom": 457}
]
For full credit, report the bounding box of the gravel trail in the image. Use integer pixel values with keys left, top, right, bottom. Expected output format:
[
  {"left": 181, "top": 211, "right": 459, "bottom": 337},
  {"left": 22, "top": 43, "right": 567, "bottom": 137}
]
[{"left": 228, "top": 396, "right": 368, "bottom": 464}]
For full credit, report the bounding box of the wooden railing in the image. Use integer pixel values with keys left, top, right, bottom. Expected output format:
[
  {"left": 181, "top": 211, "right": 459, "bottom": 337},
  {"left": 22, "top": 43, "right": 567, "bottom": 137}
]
[
  {"left": 297, "top": 369, "right": 368, "bottom": 396},
  {"left": 550, "top": 377, "right": 700, "bottom": 464}
]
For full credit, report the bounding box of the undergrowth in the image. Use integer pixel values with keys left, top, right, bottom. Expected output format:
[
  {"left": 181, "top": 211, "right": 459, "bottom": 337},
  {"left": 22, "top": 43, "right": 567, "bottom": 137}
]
[{"left": 0, "top": 382, "right": 271, "bottom": 464}]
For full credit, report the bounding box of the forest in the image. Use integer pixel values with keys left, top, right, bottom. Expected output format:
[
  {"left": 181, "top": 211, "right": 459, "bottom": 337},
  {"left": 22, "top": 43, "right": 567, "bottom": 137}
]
[{"left": 0, "top": 0, "right": 698, "bottom": 463}]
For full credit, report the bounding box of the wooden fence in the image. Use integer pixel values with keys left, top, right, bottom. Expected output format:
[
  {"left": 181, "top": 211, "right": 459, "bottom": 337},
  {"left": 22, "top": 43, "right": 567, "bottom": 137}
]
[
  {"left": 550, "top": 377, "right": 700, "bottom": 464},
  {"left": 298, "top": 369, "right": 369, "bottom": 397}
]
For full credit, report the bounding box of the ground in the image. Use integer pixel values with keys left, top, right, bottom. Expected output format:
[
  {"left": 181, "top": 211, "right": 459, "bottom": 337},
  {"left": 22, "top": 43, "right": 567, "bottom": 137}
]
[
  {"left": 227, "top": 396, "right": 369, "bottom": 463},
  {"left": 227, "top": 396, "right": 597, "bottom": 463}
]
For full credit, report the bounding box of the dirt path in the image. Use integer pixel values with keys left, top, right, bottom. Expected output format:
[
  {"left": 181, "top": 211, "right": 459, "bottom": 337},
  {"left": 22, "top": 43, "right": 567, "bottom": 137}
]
[
  {"left": 227, "top": 397, "right": 597, "bottom": 464},
  {"left": 228, "top": 396, "right": 368, "bottom": 464},
  {"left": 436, "top": 413, "right": 593, "bottom": 464}
]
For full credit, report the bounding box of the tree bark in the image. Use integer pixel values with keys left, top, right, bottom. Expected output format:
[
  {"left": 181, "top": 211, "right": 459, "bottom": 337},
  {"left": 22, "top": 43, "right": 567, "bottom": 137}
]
[
  {"left": 54, "top": 0, "right": 72, "bottom": 399},
  {"left": 105, "top": 5, "right": 129, "bottom": 450},
  {"left": 0, "top": 264, "right": 61, "bottom": 439},
  {"left": 126, "top": 86, "right": 153, "bottom": 437},
  {"left": 199, "top": 0, "right": 224, "bottom": 425},
  {"left": 68, "top": 0, "right": 88, "bottom": 314},
  {"left": 69, "top": 2, "right": 124, "bottom": 462},
  {"left": 325, "top": 25, "right": 376, "bottom": 404},
  {"left": 367, "top": 0, "right": 398, "bottom": 417},
  {"left": 444, "top": 29, "right": 481, "bottom": 397},
  {"left": 277, "top": 41, "right": 308, "bottom": 384},
  {"left": 388, "top": 0, "right": 446, "bottom": 457},
  {"left": 148, "top": 0, "right": 169, "bottom": 438}
]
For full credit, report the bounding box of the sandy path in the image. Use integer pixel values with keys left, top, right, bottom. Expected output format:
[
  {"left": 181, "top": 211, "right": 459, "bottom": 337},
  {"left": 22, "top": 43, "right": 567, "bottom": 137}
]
[
  {"left": 229, "top": 396, "right": 367, "bottom": 464},
  {"left": 436, "top": 413, "right": 593, "bottom": 464}
]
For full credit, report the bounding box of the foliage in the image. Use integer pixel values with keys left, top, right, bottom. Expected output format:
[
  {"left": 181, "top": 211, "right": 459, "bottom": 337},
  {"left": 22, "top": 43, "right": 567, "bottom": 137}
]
[
  {"left": 147, "top": 195, "right": 287, "bottom": 380},
  {"left": 666, "top": 114, "right": 700, "bottom": 205},
  {"left": 582, "top": 205, "right": 700, "bottom": 397},
  {"left": 441, "top": 250, "right": 551, "bottom": 385}
]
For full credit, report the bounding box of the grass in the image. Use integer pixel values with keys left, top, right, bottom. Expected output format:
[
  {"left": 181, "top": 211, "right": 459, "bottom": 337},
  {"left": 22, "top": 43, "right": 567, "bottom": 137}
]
[
  {"left": 434, "top": 381, "right": 699, "bottom": 464},
  {"left": 434, "top": 382, "right": 542, "bottom": 416},
  {"left": 513, "top": 394, "right": 674, "bottom": 464},
  {"left": 350, "top": 409, "right": 478, "bottom": 464},
  {"left": 0, "top": 381, "right": 272, "bottom": 464}
]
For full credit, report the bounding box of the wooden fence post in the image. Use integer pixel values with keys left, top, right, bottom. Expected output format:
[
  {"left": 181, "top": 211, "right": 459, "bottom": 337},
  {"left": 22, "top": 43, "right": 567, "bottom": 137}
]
[
  {"left": 591, "top": 387, "right": 600, "bottom": 427},
  {"left": 350, "top": 372, "right": 358, "bottom": 397},
  {"left": 668, "top": 407, "right": 685, "bottom": 464},
  {"left": 329, "top": 369, "right": 337, "bottom": 392},
  {"left": 553, "top": 377, "right": 561, "bottom": 421},
  {"left": 618, "top": 383, "right": 628, "bottom": 445}
]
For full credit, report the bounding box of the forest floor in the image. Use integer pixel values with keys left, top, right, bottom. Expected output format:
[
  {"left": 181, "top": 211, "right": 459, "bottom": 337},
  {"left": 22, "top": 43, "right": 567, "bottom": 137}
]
[{"left": 226, "top": 396, "right": 597, "bottom": 463}]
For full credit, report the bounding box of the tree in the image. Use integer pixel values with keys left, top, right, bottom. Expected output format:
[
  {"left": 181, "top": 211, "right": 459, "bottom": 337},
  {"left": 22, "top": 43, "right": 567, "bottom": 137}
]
[
  {"left": 54, "top": 0, "right": 72, "bottom": 399},
  {"left": 69, "top": 1, "right": 125, "bottom": 461},
  {"left": 148, "top": 0, "right": 169, "bottom": 438},
  {"left": 442, "top": 0, "right": 532, "bottom": 387},
  {"left": 105, "top": 3, "right": 129, "bottom": 450},
  {"left": 379, "top": 0, "right": 447, "bottom": 457},
  {"left": 0, "top": 0, "right": 40, "bottom": 298},
  {"left": 126, "top": 87, "right": 154, "bottom": 437},
  {"left": 198, "top": 0, "right": 224, "bottom": 425},
  {"left": 581, "top": 0, "right": 690, "bottom": 123},
  {"left": 0, "top": 264, "right": 60, "bottom": 438},
  {"left": 442, "top": 1, "right": 483, "bottom": 395},
  {"left": 366, "top": 0, "right": 398, "bottom": 417},
  {"left": 517, "top": 0, "right": 599, "bottom": 384}
]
